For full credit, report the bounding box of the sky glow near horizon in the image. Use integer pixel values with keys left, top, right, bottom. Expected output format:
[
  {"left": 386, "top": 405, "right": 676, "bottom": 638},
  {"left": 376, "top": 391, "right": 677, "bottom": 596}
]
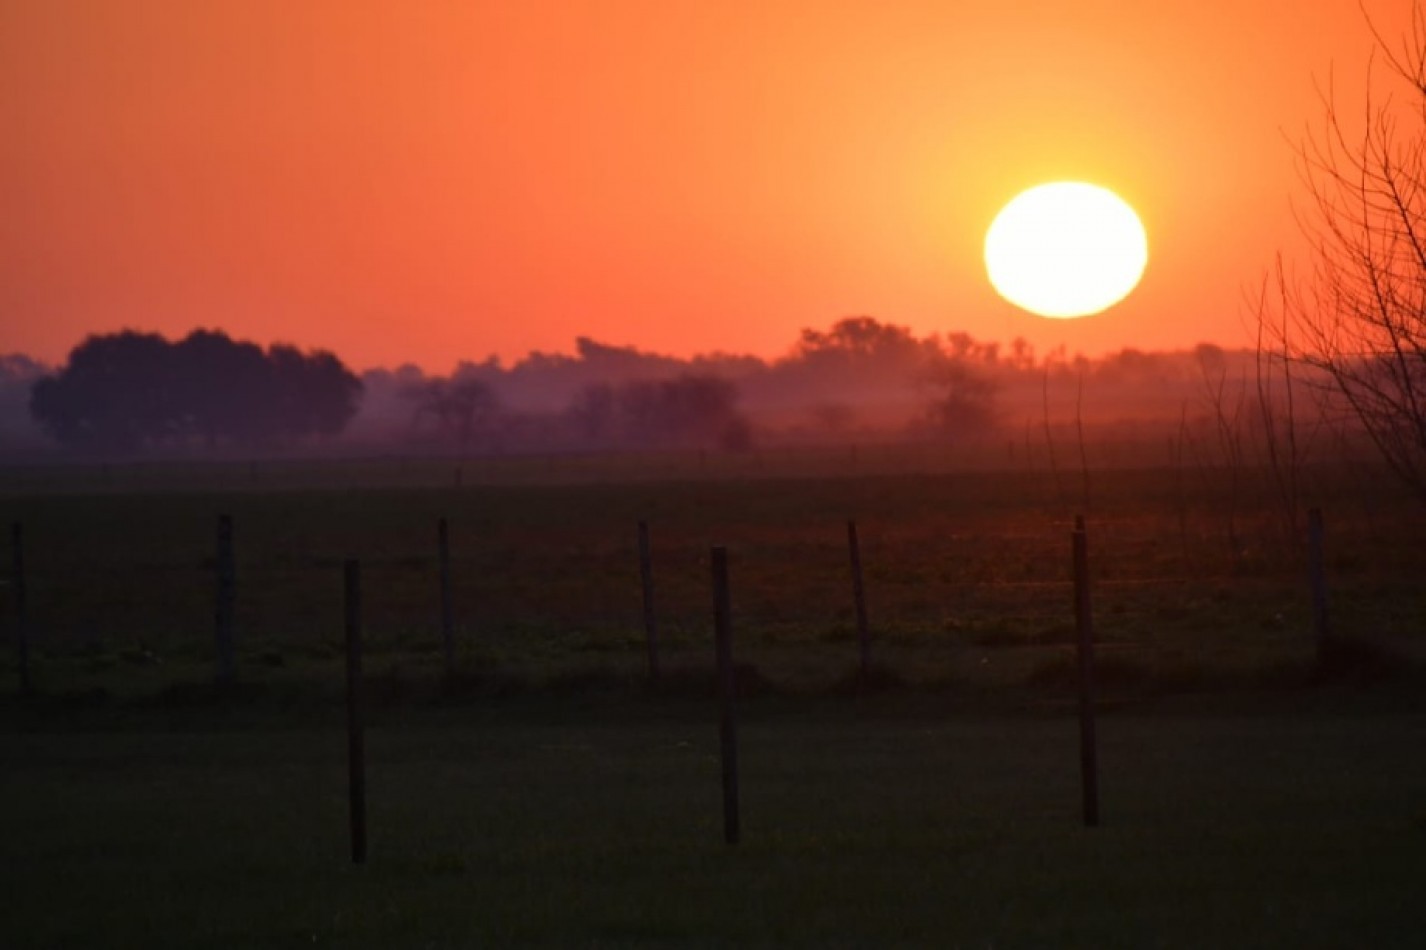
[{"left": 0, "top": 0, "right": 1411, "bottom": 373}]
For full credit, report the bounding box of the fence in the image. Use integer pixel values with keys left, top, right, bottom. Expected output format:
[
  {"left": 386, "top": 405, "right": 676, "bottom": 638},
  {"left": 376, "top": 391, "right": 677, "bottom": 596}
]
[
  {"left": 0, "top": 490, "right": 1395, "bottom": 700},
  {"left": 4, "top": 481, "right": 1420, "bottom": 863}
]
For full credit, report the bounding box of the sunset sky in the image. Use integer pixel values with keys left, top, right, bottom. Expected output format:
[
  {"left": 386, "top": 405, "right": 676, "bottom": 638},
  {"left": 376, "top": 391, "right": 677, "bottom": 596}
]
[{"left": 1, "top": 1, "right": 1414, "bottom": 373}]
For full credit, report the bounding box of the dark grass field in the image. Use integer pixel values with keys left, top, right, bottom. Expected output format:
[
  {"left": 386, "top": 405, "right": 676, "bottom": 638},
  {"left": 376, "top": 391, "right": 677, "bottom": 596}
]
[
  {"left": 2, "top": 456, "right": 1425, "bottom": 946},
  {"left": 3, "top": 694, "right": 1426, "bottom": 948},
  {"left": 3, "top": 457, "right": 1425, "bottom": 698}
]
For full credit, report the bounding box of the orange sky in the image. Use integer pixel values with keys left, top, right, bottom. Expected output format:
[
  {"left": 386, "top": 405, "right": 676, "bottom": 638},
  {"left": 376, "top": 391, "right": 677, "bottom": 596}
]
[{"left": 0, "top": 1, "right": 1413, "bottom": 373}]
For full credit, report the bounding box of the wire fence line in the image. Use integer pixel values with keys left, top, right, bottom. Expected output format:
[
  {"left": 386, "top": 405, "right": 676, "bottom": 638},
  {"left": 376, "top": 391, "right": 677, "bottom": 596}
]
[{"left": 4, "top": 492, "right": 1415, "bottom": 700}]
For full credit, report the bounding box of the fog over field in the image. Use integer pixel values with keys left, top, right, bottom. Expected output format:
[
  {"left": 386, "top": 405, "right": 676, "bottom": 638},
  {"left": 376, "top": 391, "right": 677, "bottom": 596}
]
[{"left": 0, "top": 317, "right": 1328, "bottom": 467}]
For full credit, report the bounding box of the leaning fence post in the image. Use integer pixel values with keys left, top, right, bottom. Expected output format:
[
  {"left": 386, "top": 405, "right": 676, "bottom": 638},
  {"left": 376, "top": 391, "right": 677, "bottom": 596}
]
[
  {"left": 712, "top": 545, "right": 739, "bottom": 845},
  {"left": 847, "top": 520, "right": 871, "bottom": 686},
  {"left": 1307, "top": 507, "right": 1330, "bottom": 665},
  {"left": 1072, "top": 515, "right": 1100, "bottom": 828},
  {"left": 214, "top": 514, "right": 236, "bottom": 685},
  {"left": 438, "top": 517, "right": 455, "bottom": 675},
  {"left": 13, "top": 522, "right": 30, "bottom": 697},
  {"left": 344, "top": 559, "right": 367, "bottom": 865},
  {"left": 638, "top": 521, "right": 659, "bottom": 684}
]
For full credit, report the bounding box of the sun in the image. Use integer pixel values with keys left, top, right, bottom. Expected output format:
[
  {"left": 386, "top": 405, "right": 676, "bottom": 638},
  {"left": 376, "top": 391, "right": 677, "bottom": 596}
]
[{"left": 984, "top": 182, "right": 1148, "bottom": 318}]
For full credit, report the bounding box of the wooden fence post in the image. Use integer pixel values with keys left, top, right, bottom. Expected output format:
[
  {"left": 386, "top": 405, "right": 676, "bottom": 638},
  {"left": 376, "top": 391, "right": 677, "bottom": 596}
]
[
  {"left": 344, "top": 559, "right": 367, "bottom": 865},
  {"left": 712, "top": 545, "right": 739, "bottom": 845},
  {"left": 847, "top": 520, "right": 871, "bottom": 686},
  {"left": 13, "top": 522, "right": 29, "bottom": 697},
  {"left": 638, "top": 521, "right": 659, "bottom": 684},
  {"left": 1072, "top": 515, "right": 1100, "bottom": 828},
  {"left": 1307, "top": 507, "right": 1330, "bottom": 665},
  {"left": 438, "top": 517, "right": 455, "bottom": 675},
  {"left": 214, "top": 514, "right": 235, "bottom": 685}
]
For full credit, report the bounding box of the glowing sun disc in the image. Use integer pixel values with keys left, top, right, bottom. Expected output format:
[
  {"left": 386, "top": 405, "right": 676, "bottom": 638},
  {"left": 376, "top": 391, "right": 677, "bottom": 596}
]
[{"left": 984, "top": 182, "right": 1148, "bottom": 318}]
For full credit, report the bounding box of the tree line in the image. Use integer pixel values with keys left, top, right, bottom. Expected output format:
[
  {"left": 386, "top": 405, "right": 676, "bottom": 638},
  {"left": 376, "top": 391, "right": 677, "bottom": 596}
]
[
  {"left": 25, "top": 317, "right": 1015, "bottom": 457},
  {"left": 29, "top": 329, "right": 363, "bottom": 452},
  {"left": 377, "top": 315, "right": 1006, "bottom": 453}
]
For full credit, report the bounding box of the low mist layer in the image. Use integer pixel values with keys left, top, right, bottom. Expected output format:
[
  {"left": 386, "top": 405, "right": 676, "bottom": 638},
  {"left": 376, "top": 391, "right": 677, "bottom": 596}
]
[{"left": 1, "top": 317, "right": 1328, "bottom": 473}]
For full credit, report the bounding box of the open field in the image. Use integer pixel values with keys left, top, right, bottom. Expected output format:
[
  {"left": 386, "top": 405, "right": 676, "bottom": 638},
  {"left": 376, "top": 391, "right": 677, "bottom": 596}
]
[
  {"left": 2, "top": 696, "right": 1426, "bottom": 948},
  {"left": 1, "top": 455, "right": 1425, "bottom": 699},
  {"left": 1, "top": 457, "right": 1424, "bottom": 945}
]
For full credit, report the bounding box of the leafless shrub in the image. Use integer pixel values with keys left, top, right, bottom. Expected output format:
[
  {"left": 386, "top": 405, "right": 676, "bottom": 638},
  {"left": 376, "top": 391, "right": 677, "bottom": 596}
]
[{"left": 1262, "top": 5, "right": 1426, "bottom": 504}]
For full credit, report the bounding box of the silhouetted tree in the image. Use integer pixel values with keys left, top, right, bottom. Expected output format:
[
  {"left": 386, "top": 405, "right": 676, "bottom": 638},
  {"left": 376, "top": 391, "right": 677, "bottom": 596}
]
[
  {"left": 174, "top": 330, "right": 270, "bottom": 445},
  {"left": 268, "top": 344, "right": 364, "bottom": 439},
  {"left": 920, "top": 360, "right": 999, "bottom": 439},
  {"left": 29, "top": 329, "right": 362, "bottom": 452},
  {"left": 565, "top": 374, "right": 750, "bottom": 449},
  {"left": 1258, "top": 6, "right": 1426, "bottom": 502},
  {"left": 795, "top": 316, "right": 936, "bottom": 368},
  {"left": 401, "top": 377, "right": 500, "bottom": 446},
  {"left": 619, "top": 374, "right": 747, "bottom": 447},
  {"left": 31, "top": 331, "right": 179, "bottom": 451}
]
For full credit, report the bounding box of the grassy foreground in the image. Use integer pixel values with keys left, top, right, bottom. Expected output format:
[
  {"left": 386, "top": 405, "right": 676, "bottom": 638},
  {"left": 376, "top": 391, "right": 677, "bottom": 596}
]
[
  {"left": 2, "top": 694, "right": 1425, "bottom": 948},
  {"left": 2, "top": 462, "right": 1425, "bottom": 945}
]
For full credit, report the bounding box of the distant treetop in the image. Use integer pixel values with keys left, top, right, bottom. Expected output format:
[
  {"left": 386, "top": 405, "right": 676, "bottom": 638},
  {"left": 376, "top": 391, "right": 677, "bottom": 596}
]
[{"left": 29, "top": 329, "right": 363, "bottom": 454}]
